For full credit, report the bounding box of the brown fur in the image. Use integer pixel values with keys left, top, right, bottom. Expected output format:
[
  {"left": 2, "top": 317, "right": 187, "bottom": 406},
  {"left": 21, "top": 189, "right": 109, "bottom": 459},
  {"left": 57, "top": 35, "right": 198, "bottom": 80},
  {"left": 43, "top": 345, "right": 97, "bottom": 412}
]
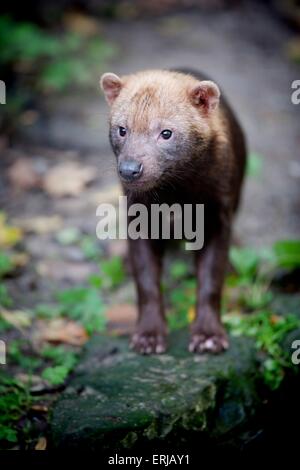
[{"left": 100, "top": 68, "right": 246, "bottom": 354}]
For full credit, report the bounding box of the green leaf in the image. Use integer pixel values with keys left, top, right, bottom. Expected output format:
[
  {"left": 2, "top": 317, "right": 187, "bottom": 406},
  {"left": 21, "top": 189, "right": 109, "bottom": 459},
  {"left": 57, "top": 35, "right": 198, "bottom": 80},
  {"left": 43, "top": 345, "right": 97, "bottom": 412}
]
[
  {"left": 0, "top": 252, "right": 14, "bottom": 278},
  {"left": 0, "top": 426, "right": 18, "bottom": 443},
  {"left": 41, "top": 346, "right": 78, "bottom": 385},
  {"left": 80, "top": 236, "right": 102, "bottom": 260},
  {"left": 272, "top": 240, "right": 300, "bottom": 269},
  {"left": 0, "top": 375, "right": 32, "bottom": 444},
  {"left": 0, "top": 283, "right": 12, "bottom": 308},
  {"left": 57, "top": 286, "right": 106, "bottom": 334},
  {"left": 100, "top": 256, "right": 125, "bottom": 288},
  {"left": 229, "top": 247, "right": 259, "bottom": 280},
  {"left": 35, "top": 303, "right": 62, "bottom": 319},
  {"left": 224, "top": 310, "right": 300, "bottom": 389},
  {"left": 42, "top": 365, "right": 70, "bottom": 386},
  {"left": 169, "top": 260, "right": 188, "bottom": 280}
]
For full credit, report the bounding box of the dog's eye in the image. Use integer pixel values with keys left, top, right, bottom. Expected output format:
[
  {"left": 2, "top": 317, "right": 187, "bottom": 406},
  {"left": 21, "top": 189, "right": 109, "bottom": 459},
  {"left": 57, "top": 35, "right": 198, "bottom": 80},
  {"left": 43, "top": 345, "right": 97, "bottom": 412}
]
[
  {"left": 119, "top": 126, "right": 127, "bottom": 137},
  {"left": 161, "top": 129, "right": 172, "bottom": 140}
]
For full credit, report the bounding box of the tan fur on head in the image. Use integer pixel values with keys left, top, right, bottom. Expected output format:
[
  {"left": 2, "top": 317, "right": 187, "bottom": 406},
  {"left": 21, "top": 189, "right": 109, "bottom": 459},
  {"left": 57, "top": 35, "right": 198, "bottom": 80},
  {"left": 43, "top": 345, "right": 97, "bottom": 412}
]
[
  {"left": 100, "top": 70, "right": 222, "bottom": 139},
  {"left": 99, "top": 69, "right": 226, "bottom": 190},
  {"left": 100, "top": 69, "right": 220, "bottom": 112}
]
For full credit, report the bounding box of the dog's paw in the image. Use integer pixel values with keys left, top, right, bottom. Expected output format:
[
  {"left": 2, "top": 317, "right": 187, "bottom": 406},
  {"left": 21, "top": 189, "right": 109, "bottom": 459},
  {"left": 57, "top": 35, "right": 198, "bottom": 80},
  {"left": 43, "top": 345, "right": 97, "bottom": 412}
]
[
  {"left": 189, "top": 333, "right": 229, "bottom": 354},
  {"left": 130, "top": 332, "right": 167, "bottom": 355}
]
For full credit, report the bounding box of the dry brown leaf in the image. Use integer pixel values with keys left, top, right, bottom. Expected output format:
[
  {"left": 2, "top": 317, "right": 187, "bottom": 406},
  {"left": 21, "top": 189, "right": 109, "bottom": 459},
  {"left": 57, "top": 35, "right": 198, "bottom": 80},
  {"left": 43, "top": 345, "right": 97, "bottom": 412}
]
[
  {"left": 35, "top": 437, "right": 47, "bottom": 450},
  {"left": 43, "top": 162, "right": 97, "bottom": 197},
  {"left": 7, "top": 158, "right": 42, "bottom": 191},
  {"left": 11, "top": 252, "right": 30, "bottom": 268},
  {"left": 270, "top": 314, "right": 281, "bottom": 325},
  {"left": 106, "top": 304, "right": 137, "bottom": 326},
  {"left": 12, "top": 215, "right": 63, "bottom": 234},
  {"left": 35, "top": 318, "right": 88, "bottom": 346}
]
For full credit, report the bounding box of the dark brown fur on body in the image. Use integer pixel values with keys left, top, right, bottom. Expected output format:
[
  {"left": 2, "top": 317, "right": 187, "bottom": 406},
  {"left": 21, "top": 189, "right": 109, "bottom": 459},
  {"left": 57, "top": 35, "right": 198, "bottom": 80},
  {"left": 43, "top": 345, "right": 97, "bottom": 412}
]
[{"left": 100, "top": 68, "right": 246, "bottom": 354}]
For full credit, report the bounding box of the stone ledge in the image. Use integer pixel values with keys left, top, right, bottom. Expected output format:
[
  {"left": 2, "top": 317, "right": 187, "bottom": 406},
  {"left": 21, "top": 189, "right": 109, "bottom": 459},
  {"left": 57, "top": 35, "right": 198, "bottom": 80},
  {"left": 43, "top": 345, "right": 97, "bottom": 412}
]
[{"left": 50, "top": 330, "right": 267, "bottom": 451}]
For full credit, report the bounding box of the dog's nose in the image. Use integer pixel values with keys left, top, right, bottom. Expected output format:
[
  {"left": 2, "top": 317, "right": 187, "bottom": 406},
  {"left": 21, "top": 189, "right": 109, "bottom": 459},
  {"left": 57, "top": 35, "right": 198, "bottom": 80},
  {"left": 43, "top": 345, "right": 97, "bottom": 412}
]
[{"left": 118, "top": 160, "right": 143, "bottom": 182}]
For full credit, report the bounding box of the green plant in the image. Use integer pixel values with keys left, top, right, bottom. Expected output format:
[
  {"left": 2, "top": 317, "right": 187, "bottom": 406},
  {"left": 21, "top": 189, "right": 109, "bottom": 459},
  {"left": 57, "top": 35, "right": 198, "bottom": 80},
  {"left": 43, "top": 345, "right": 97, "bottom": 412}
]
[
  {"left": 229, "top": 246, "right": 260, "bottom": 284},
  {"left": 41, "top": 346, "right": 78, "bottom": 386},
  {"left": 80, "top": 236, "right": 103, "bottom": 260},
  {"left": 167, "top": 279, "right": 196, "bottom": 330},
  {"left": 100, "top": 256, "right": 126, "bottom": 289},
  {"left": 239, "top": 282, "right": 273, "bottom": 310},
  {"left": 0, "top": 16, "right": 116, "bottom": 92},
  {"left": 224, "top": 310, "right": 300, "bottom": 389},
  {"left": 272, "top": 240, "right": 300, "bottom": 270},
  {"left": 57, "top": 286, "right": 106, "bottom": 334},
  {"left": 34, "top": 303, "right": 63, "bottom": 319},
  {"left": 0, "top": 252, "right": 14, "bottom": 278},
  {"left": 169, "top": 260, "right": 189, "bottom": 281},
  {"left": 0, "top": 375, "right": 32, "bottom": 443},
  {"left": 0, "top": 15, "right": 116, "bottom": 130},
  {"left": 0, "top": 284, "right": 12, "bottom": 308},
  {"left": 8, "top": 340, "right": 42, "bottom": 370}
]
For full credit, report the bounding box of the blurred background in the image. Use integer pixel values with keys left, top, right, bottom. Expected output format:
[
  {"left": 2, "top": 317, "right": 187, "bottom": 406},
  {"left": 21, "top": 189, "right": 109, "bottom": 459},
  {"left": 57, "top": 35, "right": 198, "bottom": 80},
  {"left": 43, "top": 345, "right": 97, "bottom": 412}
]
[{"left": 0, "top": 0, "right": 300, "bottom": 450}]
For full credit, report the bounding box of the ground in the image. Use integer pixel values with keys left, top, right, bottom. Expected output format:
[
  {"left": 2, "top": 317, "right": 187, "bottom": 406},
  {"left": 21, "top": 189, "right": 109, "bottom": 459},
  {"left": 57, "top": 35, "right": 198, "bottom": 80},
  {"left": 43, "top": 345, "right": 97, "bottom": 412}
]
[{"left": 0, "top": 1, "right": 300, "bottom": 451}]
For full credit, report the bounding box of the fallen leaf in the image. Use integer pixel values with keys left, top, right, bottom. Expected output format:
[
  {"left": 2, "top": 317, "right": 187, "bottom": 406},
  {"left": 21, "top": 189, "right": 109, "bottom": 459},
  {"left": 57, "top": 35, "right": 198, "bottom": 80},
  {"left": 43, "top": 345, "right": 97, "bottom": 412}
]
[
  {"left": 12, "top": 215, "right": 63, "bottom": 234},
  {"left": 35, "top": 319, "right": 88, "bottom": 346},
  {"left": 11, "top": 252, "right": 30, "bottom": 268},
  {"left": 43, "top": 162, "right": 97, "bottom": 197},
  {"left": 0, "top": 309, "right": 32, "bottom": 329},
  {"left": 106, "top": 304, "right": 137, "bottom": 326},
  {"left": 270, "top": 314, "right": 281, "bottom": 325},
  {"left": 35, "top": 437, "right": 47, "bottom": 450},
  {"left": 7, "top": 158, "right": 42, "bottom": 191},
  {"left": 0, "top": 212, "right": 23, "bottom": 248},
  {"left": 188, "top": 306, "right": 195, "bottom": 323},
  {"left": 36, "top": 260, "right": 94, "bottom": 282}
]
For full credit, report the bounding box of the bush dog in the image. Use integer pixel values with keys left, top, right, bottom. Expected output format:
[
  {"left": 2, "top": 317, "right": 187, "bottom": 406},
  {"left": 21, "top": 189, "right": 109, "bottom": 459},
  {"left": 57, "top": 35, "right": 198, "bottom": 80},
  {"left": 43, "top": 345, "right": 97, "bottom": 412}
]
[{"left": 100, "top": 68, "right": 246, "bottom": 354}]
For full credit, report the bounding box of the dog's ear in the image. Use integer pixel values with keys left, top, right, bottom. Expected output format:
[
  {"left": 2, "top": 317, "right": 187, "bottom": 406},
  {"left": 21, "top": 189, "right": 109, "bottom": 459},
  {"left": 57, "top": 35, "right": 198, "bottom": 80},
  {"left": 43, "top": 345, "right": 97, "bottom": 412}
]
[
  {"left": 100, "top": 73, "right": 123, "bottom": 105},
  {"left": 189, "top": 80, "right": 220, "bottom": 113}
]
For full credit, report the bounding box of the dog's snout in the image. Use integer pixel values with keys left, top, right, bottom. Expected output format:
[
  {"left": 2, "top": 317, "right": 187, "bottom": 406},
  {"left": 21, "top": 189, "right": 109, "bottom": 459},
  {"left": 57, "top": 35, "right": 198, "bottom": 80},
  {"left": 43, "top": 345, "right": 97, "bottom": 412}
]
[{"left": 118, "top": 160, "right": 143, "bottom": 182}]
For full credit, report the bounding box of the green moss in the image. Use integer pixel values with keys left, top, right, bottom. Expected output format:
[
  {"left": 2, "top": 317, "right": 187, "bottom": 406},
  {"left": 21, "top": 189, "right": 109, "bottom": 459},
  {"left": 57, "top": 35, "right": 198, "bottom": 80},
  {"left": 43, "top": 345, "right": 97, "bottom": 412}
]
[{"left": 50, "top": 332, "right": 262, "bottom": 450}]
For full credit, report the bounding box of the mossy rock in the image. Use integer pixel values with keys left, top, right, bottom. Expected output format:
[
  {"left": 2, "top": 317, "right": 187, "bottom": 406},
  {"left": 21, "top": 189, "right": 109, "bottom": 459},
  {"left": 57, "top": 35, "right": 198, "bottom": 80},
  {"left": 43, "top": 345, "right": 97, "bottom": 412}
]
[{"left": 50, "top": 329, "right": 267, "bottom": 451}]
